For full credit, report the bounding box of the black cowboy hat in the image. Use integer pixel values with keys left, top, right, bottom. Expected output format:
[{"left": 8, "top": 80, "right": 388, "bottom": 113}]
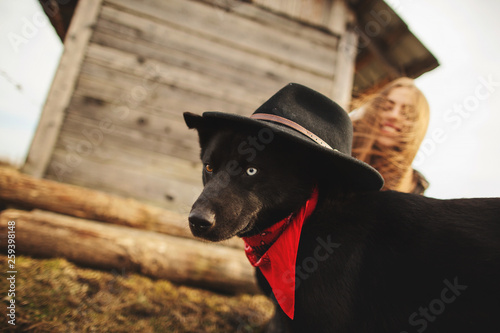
[{"left": 184, "top": 83, "right": 384, "bottom": 191}]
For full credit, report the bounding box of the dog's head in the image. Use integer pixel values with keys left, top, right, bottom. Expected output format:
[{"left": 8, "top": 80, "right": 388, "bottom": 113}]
[{"left": 184, "top": 112, "right": 316, "bottom": 242}]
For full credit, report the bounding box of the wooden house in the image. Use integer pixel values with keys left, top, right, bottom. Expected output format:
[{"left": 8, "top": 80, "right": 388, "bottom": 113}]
[{"left": 24, "top": 0, "right": 438, "bottom": 213}]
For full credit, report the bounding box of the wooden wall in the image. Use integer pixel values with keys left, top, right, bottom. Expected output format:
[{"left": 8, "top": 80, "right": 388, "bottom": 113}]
[{"left": 24, "top": 0, "right": 358, "bottom": 213}]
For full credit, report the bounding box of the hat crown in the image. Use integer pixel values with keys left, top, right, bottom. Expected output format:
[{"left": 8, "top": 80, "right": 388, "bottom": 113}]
[{"left": 252, "top": 83, "right": 353, "bottom": 155}]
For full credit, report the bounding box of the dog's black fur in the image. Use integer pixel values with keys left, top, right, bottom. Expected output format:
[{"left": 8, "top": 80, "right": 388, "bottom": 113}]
[{"left": 185, "top": 114, "right": 500, "bottom": 333}]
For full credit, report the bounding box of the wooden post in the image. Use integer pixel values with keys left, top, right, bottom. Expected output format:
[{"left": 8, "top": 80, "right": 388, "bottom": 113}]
[
  {"left": 22, "top": 0, "right": 103, "bottom": 178},
  {"left": 331, "top": 25, "right": 359, "bottom": 110},
  {"left": 0, "top": 209, "right": 258, "bottom": 294},
  {"left": 329, "top": 0, "right": 358, "bottom": 110}
]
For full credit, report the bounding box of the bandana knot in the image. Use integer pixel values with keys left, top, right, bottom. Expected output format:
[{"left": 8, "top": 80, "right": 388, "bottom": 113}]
[
  {"left": 244, "top": 214, "right": 293, "bottom": 265},
  {"left": 242, "top": 188, "right": 319, "bottom": 320}
]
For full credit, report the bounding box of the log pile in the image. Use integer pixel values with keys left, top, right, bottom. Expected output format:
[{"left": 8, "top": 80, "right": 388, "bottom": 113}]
[
  {"left": 0, "top": 167, "right": 242, "bottom": 249},
  {"left": 0, "top": 167, "right": 257, "bottom": 294}
]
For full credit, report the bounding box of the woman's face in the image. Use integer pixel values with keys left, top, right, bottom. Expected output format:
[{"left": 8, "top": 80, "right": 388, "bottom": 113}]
[{"left": 376, "top": 86, "right": 414, "bottom": 147}]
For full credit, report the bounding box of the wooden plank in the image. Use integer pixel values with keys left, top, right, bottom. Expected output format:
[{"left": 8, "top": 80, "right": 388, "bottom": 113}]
[
  {"left": 53, "top": 127, "right": 202, "bottom": 185},
  {"left": 73, "top": 75, "right": 248, "bottom": 120},
  {"left": 95, "top": 6, "right": 288, "bottom": 87},
  {"left": 22, "top": 0, "right": 103, "bottom": 178},
  {"left": 46, "top": 149, "right": 203, "bottom": 213},
  {"left": 91, "top": 26, "right": 320, "bottom": 101},
  {"left": 79, "top": 42, "right": 332, "bottom": 116},
  {"left": 252, "top": 0, "right": 329, "bottom": 28},
  {"left": 66, "top": 88, "right": 202, "bottom": 156},
  {"left": 251, "top": 0, "right": 282, "bottom": 18},
  {"left": 297, "top": 0, "right": 327, "bottom": 25},
  {"left": 209, "top": 0, "right": 340, "bottom": 41},
  {"left": 65, "top": 94, "right": 201, "bottom": 154},
  {"left": 0, "top": 209, "right": 256, "bottom": 294},
  {"left": 82, "top": 43, "right": 266, "bottom": 110},
  {"left": 103, "top": 0, "right": 338, "bottom": 76},
  {"left": 92, "top": 8, "right": 336, "bottom": 95},
  {"left": 56, "top": 112, "right": 200, "bottom": 164}
]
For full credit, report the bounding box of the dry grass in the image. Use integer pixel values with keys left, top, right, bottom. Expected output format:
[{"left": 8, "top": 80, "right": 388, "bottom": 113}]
[{"left": 0, "top": 255, "right": 273, "bottom": 332}]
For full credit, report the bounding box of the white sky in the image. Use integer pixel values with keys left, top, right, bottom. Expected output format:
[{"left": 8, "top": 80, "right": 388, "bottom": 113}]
[
  {"left": 0, "top": 0, "right": 62, "bottom": 165},
  {"left": 389, "top": 0, "right": 500, "bottom": 198},
  {"left": 0, "top": 0, "right": 499, "bottom": 199}
]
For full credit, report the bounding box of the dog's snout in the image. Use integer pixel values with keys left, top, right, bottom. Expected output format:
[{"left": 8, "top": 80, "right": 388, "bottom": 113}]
[{"left": 188, "top": 210, "right": 215, "bottom": 233}]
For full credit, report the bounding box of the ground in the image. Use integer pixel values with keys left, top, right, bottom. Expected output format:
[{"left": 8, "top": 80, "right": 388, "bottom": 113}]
[{"left": 0, "top": 255, "right": 273, "bottom": 332}]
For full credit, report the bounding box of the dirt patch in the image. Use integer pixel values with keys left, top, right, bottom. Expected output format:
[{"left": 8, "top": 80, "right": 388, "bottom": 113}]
[{"left": 0, "top": 255, "right": 273, "bottom": 332}]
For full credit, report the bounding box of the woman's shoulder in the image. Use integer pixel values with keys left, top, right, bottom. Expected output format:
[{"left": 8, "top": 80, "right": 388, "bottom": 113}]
[{"left": 411, "top": 169, "right": 430, "bottom": 195}]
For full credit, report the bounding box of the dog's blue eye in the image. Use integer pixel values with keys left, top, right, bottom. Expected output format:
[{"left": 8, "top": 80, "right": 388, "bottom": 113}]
[{"left": 246, "top": 167, "right": 258, "bottom": 176}]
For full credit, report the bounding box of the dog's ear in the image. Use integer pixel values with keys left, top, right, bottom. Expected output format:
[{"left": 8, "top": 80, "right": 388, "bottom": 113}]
[
  {"left": 184, "top": 112, "right": 217, "bottom": 149},
  {"left": 183, "top": 112, "right": 204, "bottom": 130}
]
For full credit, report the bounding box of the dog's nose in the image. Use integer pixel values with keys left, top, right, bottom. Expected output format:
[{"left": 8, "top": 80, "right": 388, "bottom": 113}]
[{"left": 188, "top": 211, "right": 215, "bottom": 232}]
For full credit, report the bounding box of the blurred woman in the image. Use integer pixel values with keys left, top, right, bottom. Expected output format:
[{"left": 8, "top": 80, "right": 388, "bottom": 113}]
[{"left": 350, "top": 77, "right": 430, "bottom": 194}]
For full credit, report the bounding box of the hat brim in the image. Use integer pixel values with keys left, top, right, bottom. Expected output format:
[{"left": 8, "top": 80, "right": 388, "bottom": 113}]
[{"left": 196, "top": 111, "right": 384, "bottom": 191}]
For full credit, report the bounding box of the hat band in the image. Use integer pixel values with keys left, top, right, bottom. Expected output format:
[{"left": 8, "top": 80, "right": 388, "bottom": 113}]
[{"left": 250, "top": 113, "right": 334, "bottom": 150}]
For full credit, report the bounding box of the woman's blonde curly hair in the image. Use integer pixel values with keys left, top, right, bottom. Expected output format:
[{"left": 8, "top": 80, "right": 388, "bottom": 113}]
[{"left": 350, "top": 77, "right": 430, "bottom": 193}]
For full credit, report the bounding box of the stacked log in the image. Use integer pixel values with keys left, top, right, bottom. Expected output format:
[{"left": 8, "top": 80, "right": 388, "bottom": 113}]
[
  {"left": 0, "top": 167, "right": 242, "bottom": 248},
  {"left": 0, "top": 167, "right": 255, "bottom": 294}
]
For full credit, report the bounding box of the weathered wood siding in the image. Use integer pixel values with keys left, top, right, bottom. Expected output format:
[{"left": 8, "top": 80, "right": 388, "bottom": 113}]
[{"left": 24, "top": 0, "right": 358, "bottom": 213}]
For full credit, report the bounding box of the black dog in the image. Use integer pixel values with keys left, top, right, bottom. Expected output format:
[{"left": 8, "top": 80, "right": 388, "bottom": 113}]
[{"left": 184, "top": 83, "right": 500, "bottom": 332}]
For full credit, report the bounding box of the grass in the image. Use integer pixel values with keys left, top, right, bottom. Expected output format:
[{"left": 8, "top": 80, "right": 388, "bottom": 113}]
[{"left": 0, "top": 255, "right": 274, "bottom": 332}]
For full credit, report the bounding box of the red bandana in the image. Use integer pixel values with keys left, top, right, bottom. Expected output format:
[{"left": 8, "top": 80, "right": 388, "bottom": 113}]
[{"left": 242, "top": 188, "right": 319, "bottom": 319}]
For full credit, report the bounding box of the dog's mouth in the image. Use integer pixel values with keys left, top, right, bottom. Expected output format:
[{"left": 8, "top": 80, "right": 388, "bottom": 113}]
[
  {"left": 189, "top": 216, "right": 255, "bottom": 242},
  {"left": 236, "top": 221, "right": 255, "bottom": 238}
]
